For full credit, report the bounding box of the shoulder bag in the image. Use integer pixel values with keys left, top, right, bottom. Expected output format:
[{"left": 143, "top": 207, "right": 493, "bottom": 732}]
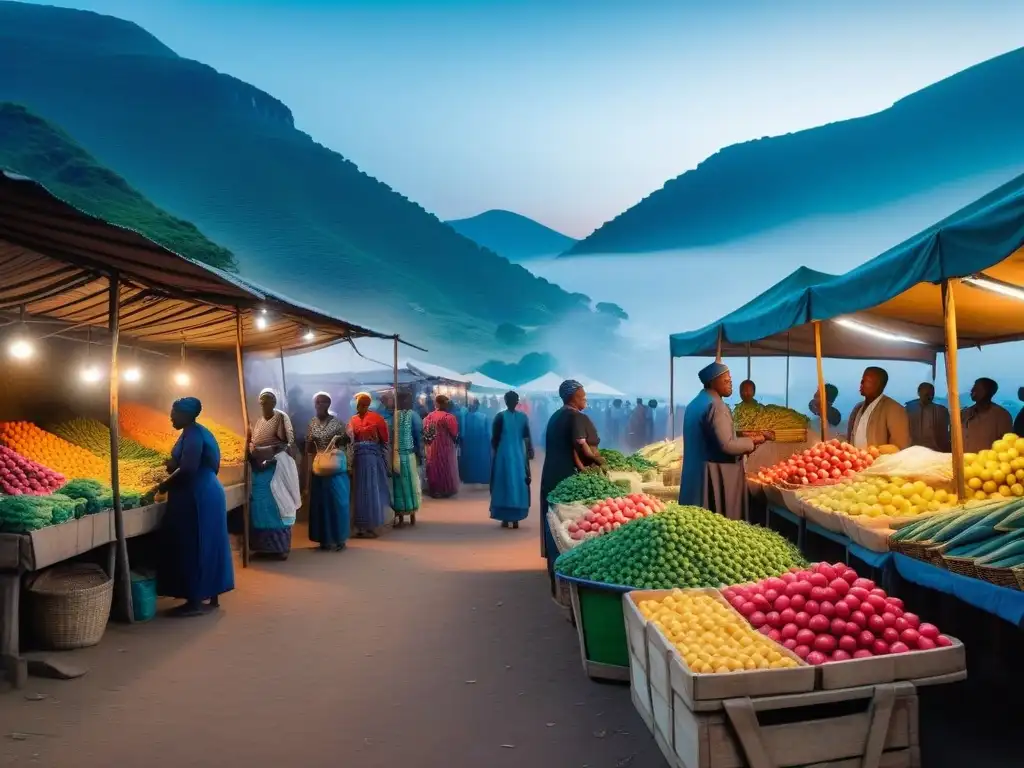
[{"left": 312, "top": 435, "right": 344, "bottom": 477}]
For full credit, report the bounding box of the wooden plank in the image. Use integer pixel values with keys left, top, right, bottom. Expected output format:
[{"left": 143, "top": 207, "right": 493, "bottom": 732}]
[
  {"left": 818, "top": 637, "right": 966, "bottom": 690},
  {"left": 861, "top": 684, "right": 897, "bottom": 768},
  {"left": 630, "top": 649, "right": 654, "bottom": 729},
  {"left": 722, "top": 698, "right": 773, "bottom": 768}
]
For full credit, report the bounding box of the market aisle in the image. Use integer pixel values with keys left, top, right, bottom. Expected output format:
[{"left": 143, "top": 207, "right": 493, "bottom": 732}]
[{"left": 0, "top": 486, "right": 667, "bottom": 768}]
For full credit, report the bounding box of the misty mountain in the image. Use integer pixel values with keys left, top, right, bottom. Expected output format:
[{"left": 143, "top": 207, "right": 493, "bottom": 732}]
[
  {"left": 566, "top": 47, "right": 1024, "bottom": 256},
  {"left": 446, "top": 209, "right": 577, "bottom": 261},
  {"left": 0, "top": 1, "right": 605, "bottom": 359}
]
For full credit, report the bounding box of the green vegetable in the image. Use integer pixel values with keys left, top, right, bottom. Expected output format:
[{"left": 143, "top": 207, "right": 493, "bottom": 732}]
[
  {"left": 982, "top": 554, "right": 1024, "bottom": 568},
  {"left": 995, "top": 502, "right": 1024, "bottom": 532},
  {"left": 733, "top": 402, "right": 809, "bottom": 431},
  {"left": 943, "top": 500, "right": 1024, "bottom": 549},
  {"left": 977, "top": 535, "right": 1024, "bottom": 566},
  {"left": 555, "top": 504, "right": 806, "bottom": 589},
  {"left": 47, "top": 418, "right": 167, "bottom": 465},
  {"left": 599, "top": 449, "right": 657, "bottom": 473},
  {"left": 548, "top": 472, "right": 627, "bottom": 505}
]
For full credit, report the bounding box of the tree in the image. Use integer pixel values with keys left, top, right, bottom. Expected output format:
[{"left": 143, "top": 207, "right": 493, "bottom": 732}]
[{"left": 595, "top": 301, "right": 629, "bottom": 320}]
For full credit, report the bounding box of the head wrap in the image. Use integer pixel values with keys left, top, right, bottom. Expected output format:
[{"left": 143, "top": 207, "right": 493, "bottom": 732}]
[
  {"left": 559, "top": 379, "right": 583, "bottom": 403},
  {"left": 698, "top": 362, "right": 729, "bottom": 387},
  {"left": 172, "top": 397, "right": 202, "bottom": 418},
  {"left": 354, "top": 391, "right": 372, "bottom": 406},
  {"left": 312, "top": 391, "right": 332, "bottom": 405},
  {"left": 258, "top": 387, "right": 278, "bottom": 404}
]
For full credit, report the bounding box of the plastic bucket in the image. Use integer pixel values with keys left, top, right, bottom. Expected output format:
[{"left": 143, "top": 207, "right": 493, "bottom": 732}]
[{"left": 130, "top": 572, "right": 158, "bottom": 622}]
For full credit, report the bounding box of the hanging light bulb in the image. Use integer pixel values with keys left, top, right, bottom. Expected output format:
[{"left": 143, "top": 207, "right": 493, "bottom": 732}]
[
  {"left": 81, "top": 365, "right": 102, "bottom": 383},
  {"left": 123, "top": 366, "right": 142, "bottom": 383},
  {"left": 303, "top": 328, "right": 315, "bottom": 342},
  {"left": 172, "top": 341, "right": 190, "bottom": 386},
  {"left": 8, "top": 337, "right": 34, "bottom": 360}
]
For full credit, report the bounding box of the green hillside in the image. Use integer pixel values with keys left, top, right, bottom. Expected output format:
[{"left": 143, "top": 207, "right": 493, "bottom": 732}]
[
  {"left": 0, "top": 103, "right": 236, "bottom": 270},
  {"left": 0, "top": 1, "right": 613, "bottom": 361}
]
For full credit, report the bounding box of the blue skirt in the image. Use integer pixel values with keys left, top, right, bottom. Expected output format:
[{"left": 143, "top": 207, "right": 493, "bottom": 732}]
[
  {"left": 158, "top": 468, "right": 234, "bottom": 601},
  {"left": 353, "top": 442, "right": 390, "bottom": 530},
  {"left": 250, "top": 463, "right": 292, "bottom": 554},
  {"left": 309, "top": 471, "right": 351, "bottom": 547}
]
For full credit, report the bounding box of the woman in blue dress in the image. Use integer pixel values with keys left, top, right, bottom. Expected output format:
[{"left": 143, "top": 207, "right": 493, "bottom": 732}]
[
  {"left": 248, "top": 389, "right": 301, "bottom": 559},
  {"left": 459, "top": 399, "right": 492, "bottom": 485},
  {"left": 157, "top": 397, "right": 235, "bottom": 617},
  {"left": 305, "top": 392, "right": 351, "bottom": 551},
  {"left": 489, "top": 391, "right": 534, "bottom": 528}
]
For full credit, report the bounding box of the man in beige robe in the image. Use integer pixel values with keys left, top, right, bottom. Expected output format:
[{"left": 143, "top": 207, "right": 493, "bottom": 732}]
[
  {"left": 906, "top": 382, "right": 950, "bottom": 452},
  {"left": 962, "top": 377, "right": 1013, "bottom": 453},
  {"left": 846, "top": 367, "right": 911, "bottom": 450}
]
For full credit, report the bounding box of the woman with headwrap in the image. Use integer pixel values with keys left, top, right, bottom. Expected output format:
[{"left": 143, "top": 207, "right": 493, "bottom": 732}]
[
  {"left": 423, "top": 394, "right": 461, "bottom": 498},
  {"left": 347, "top": 392, "right": 392, "bottom": 537},
  {"left": 539, "top": 380, "right": 604, "bottom": 595},
  {"left": 157, "top": 397, "right": 234, "bottom": 617},
  {"left": 391, "top": 390, "right": 424, "bottom": 526},
  {"left": 248, "top": 388, "right": 301, "bottom": 559},
  {"left": 306, "top": 392, "right": 351, "bottom": 551},
  {"left": 490, "top": 391, "right": 533, "bottom": 528}
]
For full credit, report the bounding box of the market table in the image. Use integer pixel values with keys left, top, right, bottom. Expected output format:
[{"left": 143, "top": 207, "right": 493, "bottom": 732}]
[{"left": 0, "top": 483, "right": 246, "bottom": 687}]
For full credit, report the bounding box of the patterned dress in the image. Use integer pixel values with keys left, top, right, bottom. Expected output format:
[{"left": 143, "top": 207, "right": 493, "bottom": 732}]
[
  {"left": 249, "top": 410, "right": 298, "bottom": 555},
  {"left": 391, "top": 409, "right": 422, "bottom": 516},
  {"left": 423, "top": 409, "right": 460, "bottom": 498},
  {"left": 307, "top": 416, "right": 351, "bottom": 548}
]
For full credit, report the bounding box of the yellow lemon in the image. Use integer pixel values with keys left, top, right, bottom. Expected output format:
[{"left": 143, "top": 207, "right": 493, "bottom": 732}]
[
  {"left": 983, "top": 480, "right": 998, "bottom": 494},
  {"left": 999, "top": 485, "right": 1013, "bottom": 497},
  {"left": 975, "top": 490, "right": 989, "bottom": 501},
  {"left": 968, "top": 477, "right": 983, "bottom": 490},
  {"left": 1013, "top": 484, "right": 1024, "bottom": 497},
  {"left": 980, "top": 469, "right": 994, "bottom": 482}
]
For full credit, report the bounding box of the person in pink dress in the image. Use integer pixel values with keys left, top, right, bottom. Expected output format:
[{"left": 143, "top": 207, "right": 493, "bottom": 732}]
[{"left": 423, "top": 394, "right": 460, "bottom": 498}]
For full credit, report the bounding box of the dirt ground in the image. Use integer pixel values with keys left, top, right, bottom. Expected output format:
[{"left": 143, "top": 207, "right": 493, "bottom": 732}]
[{"left": 0, "top": 486, "right": 667, "bottom": 768}]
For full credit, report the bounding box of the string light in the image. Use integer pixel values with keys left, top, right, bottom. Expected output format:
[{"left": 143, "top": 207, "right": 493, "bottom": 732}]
[
  {"left": 8, "top": 338, "right": 34, "bottom": 360},
  {"left": 174, "top": 371, "right": 191, "bottom": 386},
  {"left": 834, "top": 317, "right": 926, "bottom": 345},
  {"left": 81, "top": 365, "right": 102, "bottom": 383},
  {"left": 123, "top": 366, "right": 142, "bottom": 382},
  {"left": 303, "top": 328, "right": 315, "bottom": 342},
  {"left": 962, "top": 274, "right": 1024, "bottom": 302}
]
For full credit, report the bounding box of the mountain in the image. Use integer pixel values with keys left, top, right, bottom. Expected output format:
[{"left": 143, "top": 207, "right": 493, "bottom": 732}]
[
  {"left": 446, "top": 209, "right": 577, "bottom": 261},
  {"left": 0, "top": 103, "right": 236, "bottom": 271},
  {"left": 0, "top": 1, "right": 603, "bottom": 359},
  {"left": 566, "top": 47, "right": 1024, "bottom": 256}
]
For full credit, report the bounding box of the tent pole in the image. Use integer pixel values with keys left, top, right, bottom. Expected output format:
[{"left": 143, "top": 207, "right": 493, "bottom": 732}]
[
  {"left": 235, "top": 310, "right": 251, "bottom": 568},
  {"left": 785, "top": 332, "right": 791, "bottom": 408},
  {"left": 942, "top": 280, "right": 967, "bottom": 502},
  {"left": 746, "top": 342, "right": 751, "bottom": 381},
  {"left": 107, "top": 275, "right": 134, "bottom": 622},
  {"left": 813, "top": 321, "right": 828, "bottom": 442},
  {"left": 392, "top": 335, "right": 400, "bottom": 476},
  {"left": 715, "top": 327, "right": 723, "bottom": 363},
  {"left": 279, "top": 346, "right": 288, "bottom": 408},
  {"left": 931, "top": 358, "right": 937, "bottom": 382},
  {"left": 669, "top": 353, "right": 675, "bottom": 439}
]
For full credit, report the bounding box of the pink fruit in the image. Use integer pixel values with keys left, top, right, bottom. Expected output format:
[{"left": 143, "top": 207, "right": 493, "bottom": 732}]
[
  {"left": 793, "top": 645, "right": 811, "bottom": 659},
  {"left": 917, "top": 622, "right": 939, "bottom": 640},
  {"left": 894, "top": 617, "right": 909, "bottom": 632},
  {"left": 860, "top": 602, "right": 876, "bottom": 618},
  {"left": 789, "top": 594, "right": 807, "bottom": 611},
  {"left": 818, "top": 601, "right": 836, "bottom": 619},
  {"left": 814, "top": 634, "right": 837, "bottom": 654},
  {"left": 916, "top": 636, "right": 936, "bottom": 650},
  {"left": 869, "top": 587, "right": 887, "bottom": 598},
  {"left": 739, "top": 602, "right": 756, "bottom": 617},
  {"left": 780, "top": 572, "right": 797, "bottom": 584},
  {"left": 866, "top": 595, "right": 887, "bottom": 612},
  {"left": 795, "top": 628, "right": 816, "bottom": 646},
  {"left": 749, "top": 611, "right": 767, "bottom": 628},
  {"left": 834, "top": 601, "right": 851, "bottom": 619},
  {"left": 765, "top": 577, "right": 787, "bottom": 592},
  {"left": 782, "top": 638, "right": 798, "bottom": 650},
  {"left": 781, "top": 623, "right": 799, "bottom": 640},
  {"left": 830, "top": 618, "right": 847, "bottom": 636},
  {"left": 935, "top": 635, "right": 953, "bottom": 647},
  {"left": 853, "top": 649, "right": 873, "bottom": 659},
  {"left": 779, "top": 608, "right": 796, "bottom": 625},
  {"left": 768, "top": 629, "right": 782, "bottom": 642},
  {"left": 889, "top": 642, "right": 910, "bottom": 654},
  {"left": 831, "top": 649, "right": 852, "bottom": 661},
  {"left": 849, "top": 587, "right": 869, "bottom": 601},
  {"left": 794, "top": 611, "right": 810, "bottom": 628},
  {"left": 764, "top": 588, "right": 780, "bottom": 603},
  {"left": 817, "top": 563, "right": 837, "bottom": 581},
  {"left": 809, "top": 573, "right": 828, "bottom": 588},
  {"left": 900, "top": 628, "right": 920, "bottom": 647},
  {"left": 758, "top": 625, "right": 773, "bottom": 636},
  {"left": 774, "top": 595, "right": 792, "bottom": 612},
  {"left": 903, "top": 612, "right": 921, "bottom": 629},
  {"left": 808, "top": 614, "right": 830, "bottom": 633},
  {"left": 883, "top": 628, "right": 900, "bottom": 644},
  {"left": 809, "top": 586, "right": 828, "bottom": 602},
  {"left": 843, "top": 594, "right": 862, "bottom": 611},
  {"left": 886, "top": 596, "right": 904, "bottom": 610},
  {"left": 766, "top": 611, "right": 782, "bottom": 628},
  {"left": 784, "top": 582, "right": 801, "bottom": 598},
  {"left": 841, "top": 569, "right": 859, "bottom": 585},
  {"left": 806, "top": 651, "right": 827, "bottom": 666},
  {"left": 852, "top": 578, "right": 876, "bottom": 591},
  {"left": 858, "top": 630, "right": 875, "bottom": 648},
  {"left": 844, "top": 621, "right": 860, "bottom": 636},
  {"left": 805, "top": 600, "right": 820, "bottom": 615},
  {"left": 838, "top": 635, "right": 858, "bottom": 653},
  {"left": 871, "top": 640, "right": 890, "bottom": 655},
  {"left": 829, "top": 578, "right": 850, "bottom": 596},
  {"left": 868, "top": 614, "right": 886, "bottom": 633},
  {"left": 851, "top": 611, "right": 868, "bottom": 629},
  {"left": 881, "top": 612, "right": 897, "bottom": 628}
]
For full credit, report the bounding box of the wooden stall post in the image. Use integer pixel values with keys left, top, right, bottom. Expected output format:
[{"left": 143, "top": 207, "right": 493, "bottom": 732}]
[
  {"left": 392, "top": 335, "right": 400, "bottom": 476},
  {"left": 813, "top": 321, "right": 829, "bottom": 442},
  {"left": 235, "top": 310, "right": 251, "bottom": 568},
  {"left": 785, "top": 331, "right": 791, "bottom": 407},
  {"left": 715, "top": 326, "right": 723, "bottom": 363},
  {"left": 278, "top": 346, "right": 289, "bottom": 407},
  {"left": 942, "top": 280, "right": 967, "bottom": 502},
  {"left": 107, "top": 275, "right": 134, "bottom": 622},
  {"left": 669, "top": 353, "right": 675, "bottom": 439},
  {"left": 746, "top": 341, "right": 752, "bottom": 381}
]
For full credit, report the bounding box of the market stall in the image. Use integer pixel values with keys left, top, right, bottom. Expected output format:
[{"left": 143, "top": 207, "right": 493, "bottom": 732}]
[{"left": 0, "top": 170, "right": 398, "bottom": 687}]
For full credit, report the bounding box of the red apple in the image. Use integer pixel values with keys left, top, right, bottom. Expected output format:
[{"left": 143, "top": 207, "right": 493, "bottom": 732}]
[
  {"left": 793, "top": 645, "right": 811, "bottom": 659},
  {"left": 936, "top": 635, "right": 953, "bottom": 647},
  {"left": 918, "top": 623, "right": 939, "bottom": 640},
  {"left": 774, "top": 595, "right": 792, "bottom": 612},
  {"left": 851, "top": 611, "right": 868, "bottom": 629},
  {"left": 782, "top": 638, "right": 799, "bottom": 650},
  {"left": 808, "top": 614, "right": 831, "bottom": 633},
  {"left": 832, "top": 649, "right": 852, "bottom": 661},
  {"left": 779, "top": 608, "right": 797, "bottom": 625},
  {"left": 749, "top": 611, "right": 767, "bottom": 628},
  {"left": 871, "top": 639, "right": 890, "bottom": 655},
  {"left": 781, "top": 623, "right": 799, "bottom": 640},
  {"left": 838, "top": 635, "right": 859, "bottom": 653},
  {"left": 917, "top": 636, "right": 936, "bottom": 650},
  {"left": 889, "top": 641, "right": 910, "bottom": 654},
  {"left": 900, "top": 628, "right": 921, "bottom": 647},
  {"left": 796, "top": 628, "right": 816, "bottom": 646},
  {"left": 794, "top": 611, "right": 810, "bottom": 629},
  {"left": 853, "top": 649, "right": 873, "bottom": 659},
  {"left": 903, "top": 612, "right": 921, "bottom": 629},
  {"left": 806, "top": 651, "right": 828, "bottom": 666}
]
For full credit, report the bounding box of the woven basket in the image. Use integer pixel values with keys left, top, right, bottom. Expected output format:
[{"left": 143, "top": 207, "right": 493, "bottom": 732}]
[
  {"left": 975, "top": 563, "right": 1021, "bottom": 590},
  {"left": 896, "top": 539, "right": 936, "bottom": 561},
  {"left": 28, "top": 563, "right": 113, "bottom": 650},
  {"left": 922, "top": 544, "right": 949, "bottom": 568},
  {"left": 1015, "top": 568, "right": 1024, "bottom": 591},
  {"left": 942, "top": 554, "right": 980, "bottom": 580}
]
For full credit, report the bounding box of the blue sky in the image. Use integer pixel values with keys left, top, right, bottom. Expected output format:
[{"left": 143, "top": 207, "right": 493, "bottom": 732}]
[{"left": 19, "top": 0, "right": 1024, "bottom": 236}]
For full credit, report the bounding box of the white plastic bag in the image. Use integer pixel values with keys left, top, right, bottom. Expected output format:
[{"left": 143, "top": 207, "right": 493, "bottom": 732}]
[{"left": 270, "top": 452, "right": 302, "bottom": 526}]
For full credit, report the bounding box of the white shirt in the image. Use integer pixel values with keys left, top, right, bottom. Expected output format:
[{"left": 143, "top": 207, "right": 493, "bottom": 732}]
[{"left": 852, "top": 397, "right": 883, "bottom": 449}]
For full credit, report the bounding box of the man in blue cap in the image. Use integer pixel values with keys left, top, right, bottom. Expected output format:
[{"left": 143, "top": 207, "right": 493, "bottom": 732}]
[{"left": 679, "top": 361, "right": 767, "bottom": 519}]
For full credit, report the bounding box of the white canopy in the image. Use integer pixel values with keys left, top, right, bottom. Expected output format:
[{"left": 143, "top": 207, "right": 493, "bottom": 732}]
[
  {"left": 519, "top": 372, "right": 566, "bottom": 394},
  {"left": 462, "top": 371, "right": 514, "bottom": 392},
  {"left": 406, "top": 358, "right": 470, "bottom": 383},
  {"left": 574, "top": 376, "right": 625, "bottom": 397}
]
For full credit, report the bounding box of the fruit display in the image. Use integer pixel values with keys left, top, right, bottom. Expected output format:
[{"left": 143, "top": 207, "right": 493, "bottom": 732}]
[
  {"left": 555, "top": 504, "right": 806, "bottom": 588},
  {"left": 805, "top": 475, "right": 958, "bottom": 521},
  {"left": 725, "top": 562, "right": 954, "bottom": 664},
  {"left": 0, "top": 445, "right": 66, "bottom": 495},
  {"left": 119, "top": 403, "right": 245, "bottom": 464},
  {"left": 860, "top": 446, "right": 951, "bottom": 485},
  {"left": 562, "top": 493, "right": 667, "bottom": 542},
  {"left": 599, "top": 448, "right": 657, "bottom": 473},
  {"left": 48, "top": 417, "right": 167, "bottom": 465},
  {"left": 57, "top": 478, "right": 152, "bottom": 515},
  {"left": 754, "top": 439, "right": 876, "bottom": 487},
  {"left": 0, "top": 493, "right": 85, "bottom": 533},
  {"left": 733, "top": 402, "right": 809, "bottom": 431},
  {"left": 639, "top": 590, "right": 801, "bottom": 672},
  {"left": 963, "top": 433, "right": 1024, "bottom": 501},
  {"left": 637, "top": 439, "right": 683, "bottom": 470},
  {"left": 890, "top": 497, "right": 1024, "bottom": 568},
  {"left": 547, "top": 471, "right": 628, "bottom": 505}
]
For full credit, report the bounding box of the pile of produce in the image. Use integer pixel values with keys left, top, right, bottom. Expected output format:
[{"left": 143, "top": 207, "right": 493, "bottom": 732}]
[
  {"left": 754, "top": 439, "right": 876, "bottom": 487},
  {"left": 599, "top": 448, "right": 657, "bottom": 473},
  {"left": 891, "top": 497, "right": 1024, "bottom": 568},
  {"left": 733, "top": 402, "right": 809, "bottom": 431},
  {"left": 637, "top": 439, "right": 682, "bottom": 470},
  {"left": 640, "top": 590, "right": 801, "bottom": 672},
  {"left": 725, "top": 562, "right": 953, "bottom": 665},
  {"left": 119, "top": 403, "right": 246, "bottom": 464},
  {"left": 0, "top": 421, "right": 110, "bottom": 483},
  {"left": 806, "top": 475, "right": 958, "bottom": 521},
  {"left": 555, "top": 504, "right": 806, "bottom": 588},
  {"left": 547, "top": 471, "right": 628, "bottom": 505},
  {"left": 57, "top": 478, "right": 152, "bottom": 514},
  {"left": 963, "top": 433, "right": 1024, "bottom": 501},
  {"left": 562, "top": 493, "right": 667, "bottom": 542},
  {"left": 0, "top": 445, "right": 65, "bottom": 495},
  {"left": 0, "top": 494, "right": 85, "bottom": 533},
  {"left": 48, "top": 418, "right": 166, "bottom": 465}
]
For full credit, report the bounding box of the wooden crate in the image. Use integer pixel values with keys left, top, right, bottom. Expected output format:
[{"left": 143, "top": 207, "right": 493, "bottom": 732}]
[
  {"left": 817, "top": 636, "right": 966, "bottom": 690},
  {"left": 671, "top": 682, "right": 920, "bottom": 768},
  {"left": 629, "top": 649, "right": 654, "bottom": 731},
  {"left": 565, "top": 579, "right": 631, "bottom": 682}
]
